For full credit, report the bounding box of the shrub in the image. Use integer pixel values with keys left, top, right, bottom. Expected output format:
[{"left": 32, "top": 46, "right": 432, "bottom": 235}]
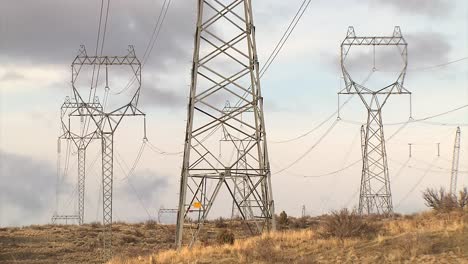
[
  {"left": 290, "top": 216, "right": 308, "bottom": 229},
  {"left": 277, "top": 211, "right": 289, "bottom": 227},
  {"left": 90, "top": 222, "right": 101, "bottom": 228},
  {"left": 121, "top": 235, "right": 138, "bottom": 244},
  {"left": 144, "top": 219, "right": 157, "bottom": 229},
  {"left": 423, "top": 187, "right": 468, "bottom": 212},
  {"left": 214, "top": 217, "right": 228, "bottom": 228},
  {"left": 216, "top": 229, "right": 235, "bottom": 245},
  {"left": 320, "top": 208, "right": 379, "bottom": 240}
]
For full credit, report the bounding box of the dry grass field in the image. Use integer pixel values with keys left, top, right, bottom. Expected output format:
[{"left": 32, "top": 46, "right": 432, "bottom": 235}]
[
  {"left": 0, "top": 219, "right": 252, "bottom": 264},
  {"left": 111, "top": 211, "right": 468, "bottom": 264},
  {"left": 1, "top": 211, "right": 467, "bottom": 264}
]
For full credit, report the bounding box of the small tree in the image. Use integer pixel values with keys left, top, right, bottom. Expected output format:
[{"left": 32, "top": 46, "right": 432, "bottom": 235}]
[
  {"left": 216, "top": 229, "right": 235, "bottom": 245},
  {"left": 277, "top": 211, "right": 289, "bottom": 227},
  {"left": 214, "top": 217, "right": 228, "bottom": 228},
  {"left": 319, "top": 208, "right": 379, "bottom": 241},
  {"left": 423, "top": 187, "right": 467, "bottom": 212},
  {"left": 458, "top": 187, "right": 468, "bottom": 208}
]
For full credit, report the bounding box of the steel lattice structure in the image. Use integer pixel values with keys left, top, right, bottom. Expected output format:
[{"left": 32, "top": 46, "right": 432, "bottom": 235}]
[
  {"left": 58, "top": 96, "right": 102, "bottom": 225},
  {"left": 449, "top": 127, "right": 461, "bottom": 195},
  {"left": 339, "top": 27, "right": 411, "bottom": 215},
  {"left": 176, "top": 0, "right": 275, "bottom": 247},
  {"left": 220, "top": 101, "right": 255, "bottom": 220},
  {"left": 69, "top": 45, "right": 145, "bottom": 260}
]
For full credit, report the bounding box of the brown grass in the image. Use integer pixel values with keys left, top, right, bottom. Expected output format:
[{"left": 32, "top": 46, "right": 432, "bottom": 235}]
[{"left": 109, "top": 211, "right": 468, "bottom": 264}]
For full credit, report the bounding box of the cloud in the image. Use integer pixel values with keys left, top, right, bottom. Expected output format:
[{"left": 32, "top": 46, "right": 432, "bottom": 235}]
[
  {"left": 0, "top": 150, "right": 58, "bottom": 226},
  {"left": 369, "top": 0, "right": 453, "bottom": 17},
  {"left": 0, "top": 71, "right": 24, "bottom": 81},
  {"left": 117, "top": 169, "right": 169, "bottom": 211},
  {"left": 0, "top": 0, "right": 195, "bottom": 72},
  {"left": 139, "top": 85, "right": 187, "bottom": 109}
]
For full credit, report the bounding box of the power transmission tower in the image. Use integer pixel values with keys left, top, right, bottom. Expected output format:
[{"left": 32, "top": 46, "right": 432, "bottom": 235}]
[
  {"left": 70, "top": 45, "right": 146, "bottom": 260},
  {"left": 339, "top": 27, "right": 411, "bottom": 215},
  {"left": 219, "top": 101, "right": 254, "bottom": 220},
  {"left": 449, "top": 127, "right": 461, "bottom": 195},
  {"left": 158, "top": 207, "right": 178, "bottom": 224},
  {"left": 58, "top": 96, "right": 102, "bottom": 225},
  {"left": 52, "top": 137, "right": 81, "bottom": 225},
  {"left": 176, "top": 0, "right": 275, "bottom": 247}
]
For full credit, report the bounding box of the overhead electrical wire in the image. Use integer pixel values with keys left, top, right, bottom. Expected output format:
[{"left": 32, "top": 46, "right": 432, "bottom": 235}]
[
  {"left": 341, "top": 104, "right": 468, "bottom": 127},
  {"left": 394, "top": 157, "right": 439, "bottom": 209},
  {"left": 114, "top": 145, "right": 154, "bottom": 220},
  {"left": 299, "top": 120, "right": 409, "bottom": 178},
  {"left": 234, "top": 0, "right": 312, "bottom": 108},
  {"left": 114, "top": 0, "right": 172, "bottom": 96},
  {"left": 270, "top": 95, "right": 354, "bottom": 144},
  {"left": 273, "top": 119, "right": 339, "bottom": 174},
  {"left": 259, "top": 0, "right": 312, "bottom": 79},
  {"left": 407, "top": 57, "right": 468, "bottom": 72}
]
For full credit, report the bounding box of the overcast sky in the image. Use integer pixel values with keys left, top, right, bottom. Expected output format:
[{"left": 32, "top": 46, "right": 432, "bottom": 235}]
[{"left": 1, "top": 0, "right": 467, "bottom": 227}]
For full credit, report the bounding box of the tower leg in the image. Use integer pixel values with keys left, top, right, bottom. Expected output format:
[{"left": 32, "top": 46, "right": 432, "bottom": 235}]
[
  {"left": 77, "top": 147, "right": 86, "bottom": 225},
  {"left": 102, "top": 132, "right": 113, "bottom": 260},
  {"left": 359, "top": 110, "right": 393, "bottom": 215}
]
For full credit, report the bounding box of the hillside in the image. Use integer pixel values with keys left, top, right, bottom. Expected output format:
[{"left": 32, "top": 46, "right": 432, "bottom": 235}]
[
  {"left": 0, "top": 219, "right": 252, "bottom": 264},
  {"left": 111, "top": 211, "right": 468, "bottom": 264},
  {"left": 1, "top": 211, "right": 467, "bottom": 263}
]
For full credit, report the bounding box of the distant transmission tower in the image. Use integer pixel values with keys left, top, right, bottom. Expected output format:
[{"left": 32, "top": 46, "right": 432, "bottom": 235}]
[
  {"left": 57, "top": 96, "right": 102, "bottom": 225},
  {"left": 70, "top": 45, "right": 146, "bottom": 260},
  {"left": 339, "top": 27, "right": 411, "bottom": 215},
  {"left": 176, "top": 0, "right": 275, "bottom": 247},
  {"left": 220, "top": 101, "right": 254, "bottom": 220},
  {"left": 449, "top": 127, "right": 461, "bottom": 195}
]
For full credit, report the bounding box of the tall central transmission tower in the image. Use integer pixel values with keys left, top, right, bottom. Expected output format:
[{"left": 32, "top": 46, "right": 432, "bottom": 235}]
[
  {"left": 176, "top": 0, "right": 275, "bottom": 247},
  {"left": 449, "top": 127, "right": 461, "bottom": 195},
  {"left": 339, "top": 27, "right": 411, "bottom": 215},
  {"left": 70, "top": 45, "right": 146, "bottom": 260}
]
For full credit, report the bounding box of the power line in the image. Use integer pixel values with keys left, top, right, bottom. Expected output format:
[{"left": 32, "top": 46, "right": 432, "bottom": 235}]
[
  {"left": 341, "top": 104, "right": 468, "bottom": 126},
  {"left": 408, "top": 57, "right": 468, "bottom": 72},
  {"left": 234, "top": 0, "right": 312, "bottom": 108},
  {"left": 293, "top": 120, "right": 409, "bottom": 178},
  {"left": 114, "top": 142, "right": 153, "bottom": 220},
  {"left": 394, "top": 158, "right": 439, "bottom": 209},
  {"left": 114, "top": 0, "right": 172, "bottom": 96},
  {"left": 273, "top": 119, "right": 339, "bottom": 174},
  {"left": 259, "top": 0, "right": 311, "bottom": 78},
  {"left": 270, "top": 95, "right": 353, "bottom": 144}
]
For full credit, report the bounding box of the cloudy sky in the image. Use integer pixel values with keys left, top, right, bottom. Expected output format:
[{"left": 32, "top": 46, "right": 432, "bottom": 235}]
[{"left": 1, "top": 0, "right": 467, "bottom": 227}]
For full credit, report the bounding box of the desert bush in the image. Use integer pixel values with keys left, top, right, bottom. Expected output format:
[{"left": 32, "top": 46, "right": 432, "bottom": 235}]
[
  {"left": 90, "top": 221, "right": 101, "bottom": 228},
  {"left": 290, "top": 216, "right": 308, "bottom": 229},
  {"left": 214, "top": 217, "right": 228, "bottom": 228},
  {"left": 320, "top": 208, "right": 380, "bottom": 240},
  {"left": 144, "top": 219, "right": 157, "bottom": 229},
  {"left": 423, "top": 187, "right": 468, "bottom": 212},
  {"left": 277, "top": 211, "right": 289, "bottom": 227},
  {"left": 133, "top": 229, "right": 144, "bottom": 238},
  {"left": 216, "top": 229, "right": 235, "bottom": 245},
  {"left": 121, "top": 235, "right": 138, "bottom": 244}
]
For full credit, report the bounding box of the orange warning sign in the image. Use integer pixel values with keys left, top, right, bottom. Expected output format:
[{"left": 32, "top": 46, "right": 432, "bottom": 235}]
[{"left": 193, "top": 202, "right": 202, "bottom": 209}]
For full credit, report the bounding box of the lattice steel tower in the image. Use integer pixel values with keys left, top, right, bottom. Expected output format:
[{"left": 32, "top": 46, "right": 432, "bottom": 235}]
[
  {"left": 220, "top": 101, "right": 255, "bottom": 219},
  {"left": 449, "top": 127, "right": 461, "bottom": 195},
  {"left": 339, "top": 27, "right": 411, "bottom": 215},
  {"left": 176, "top": 0, "right": 275, "bottom": 247},
  {"left": 70, "top": 45, "right": 146, "bottom": 260},
  {"left": 58, "top": 96, "right": 102, "bottom": 225}
]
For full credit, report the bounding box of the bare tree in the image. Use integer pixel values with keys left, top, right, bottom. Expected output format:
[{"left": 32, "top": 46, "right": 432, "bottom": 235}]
[
  {"left": 458, "top": 187, "right": 468, "bottom": 208},
  {"left": 423, "top": 187, "right": 467, "bottom": 212}
]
